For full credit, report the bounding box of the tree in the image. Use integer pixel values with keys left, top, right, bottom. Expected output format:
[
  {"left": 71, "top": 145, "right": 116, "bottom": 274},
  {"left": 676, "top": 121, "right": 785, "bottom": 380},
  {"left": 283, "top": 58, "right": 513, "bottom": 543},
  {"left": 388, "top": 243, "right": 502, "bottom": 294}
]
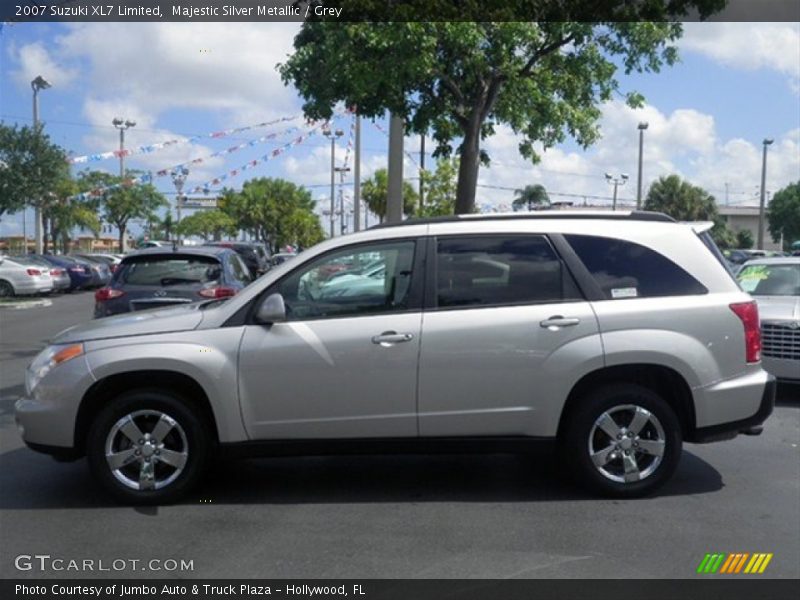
[
  {"left": 361, "top": 168, "right": 418, "bottom": 222},
  {"left": 735, "top": 229, "right": 754, "bottom": 250},
  {"left": 0, "top": 123, "right": 68, "bottom": 219},
  {"left": 280, "top": 8, "right": 724, "bottom": 214},
  {"left": 44, "top": 176, "right": 101, "bottom": 254},
  {"left": 768, "top": 182, "right": 800, "bottom": 250},
  {"left": 175, "top": 210, "right": 238, "bottom": 241},
  {"left": 512, "top": 184, "right": 550, "bottom": 211},
  {"left": 219, "top": 178, "right": 324, "bottom": 251},
  {"left": 78, "top": 170, "right": 168, "bottom": 252},
  {"left": 419, "top": 157, "right": 459, "bottom": 217},
  {"left": 644, "top": 174, "right": 734, "bottom": 247}
]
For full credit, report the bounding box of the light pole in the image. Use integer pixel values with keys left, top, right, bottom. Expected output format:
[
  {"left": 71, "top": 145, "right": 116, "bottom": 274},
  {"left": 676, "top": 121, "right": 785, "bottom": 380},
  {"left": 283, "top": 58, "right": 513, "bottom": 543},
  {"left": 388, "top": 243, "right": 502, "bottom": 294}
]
[
  {"left": 323, "top": 128, "right": 344, "bottom": 237},
  {"left": 605, "top": 172, "right": 629, "bottom": 210},
  {"left": 112, "top": 118, "right": 136, "bottom": 178},
  {"left": 335, "top": 166, "right": 350, "bottom": 235},
  {"left": 757, "top": 138, "right": 774, "bottom": 250},
  {"left": 636, "top": 122, "right": 648, "bottom": 209},
  {"left": 31, "top": 75, "right": 51, "bottom": 254},
  {"left": 171, "top": 167, "right": 189, "bottom": 245}
]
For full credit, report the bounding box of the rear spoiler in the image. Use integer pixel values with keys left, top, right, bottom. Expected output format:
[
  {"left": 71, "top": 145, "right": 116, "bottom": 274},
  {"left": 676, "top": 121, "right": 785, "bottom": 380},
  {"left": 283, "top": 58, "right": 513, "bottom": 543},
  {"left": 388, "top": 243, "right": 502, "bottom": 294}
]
[{"left": 683, "top": 221, "right": 714, "bottom": 234}]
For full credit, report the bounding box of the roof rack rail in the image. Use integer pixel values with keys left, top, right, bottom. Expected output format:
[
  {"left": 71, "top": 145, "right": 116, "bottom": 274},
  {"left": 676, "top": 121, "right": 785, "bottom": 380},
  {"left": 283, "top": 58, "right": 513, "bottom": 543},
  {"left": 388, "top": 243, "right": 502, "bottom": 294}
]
[{"left": 369, "top": 210, "right": 676, "bottom": 229}]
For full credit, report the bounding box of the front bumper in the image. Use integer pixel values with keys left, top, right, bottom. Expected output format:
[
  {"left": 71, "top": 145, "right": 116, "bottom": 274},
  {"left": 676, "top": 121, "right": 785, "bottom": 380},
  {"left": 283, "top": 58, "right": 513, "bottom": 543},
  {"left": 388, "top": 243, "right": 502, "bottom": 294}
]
[
  {"left": 688, "top": 374, "right": 776, "bottom": 443},
  {"left": 762, "top": 355, "right": 800, "bottom": 382}
]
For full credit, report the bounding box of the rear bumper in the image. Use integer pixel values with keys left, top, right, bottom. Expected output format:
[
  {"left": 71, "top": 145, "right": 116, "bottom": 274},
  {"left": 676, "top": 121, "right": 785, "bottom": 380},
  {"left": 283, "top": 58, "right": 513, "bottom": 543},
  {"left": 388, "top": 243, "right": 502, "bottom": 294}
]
[{"left": 688, "top": 374, "right": 776, "bottom": 443}]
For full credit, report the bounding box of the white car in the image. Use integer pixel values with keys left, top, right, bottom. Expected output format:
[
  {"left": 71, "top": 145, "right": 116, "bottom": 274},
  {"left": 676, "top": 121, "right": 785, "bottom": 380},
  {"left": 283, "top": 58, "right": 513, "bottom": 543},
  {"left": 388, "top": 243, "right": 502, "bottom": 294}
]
[{"left": 0, "top": 256, "right": 55, "bottom": 297}]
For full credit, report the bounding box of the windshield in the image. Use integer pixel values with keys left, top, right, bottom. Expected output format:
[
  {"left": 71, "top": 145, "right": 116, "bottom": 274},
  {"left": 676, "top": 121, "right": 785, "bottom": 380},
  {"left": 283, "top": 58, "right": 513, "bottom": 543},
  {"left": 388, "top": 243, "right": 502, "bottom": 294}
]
[
  {"left": 117, "top": 256, "right": 221, "bottom": 286},
  {"left": 737, "top": 264, "right": 800, "bottom": 296}
]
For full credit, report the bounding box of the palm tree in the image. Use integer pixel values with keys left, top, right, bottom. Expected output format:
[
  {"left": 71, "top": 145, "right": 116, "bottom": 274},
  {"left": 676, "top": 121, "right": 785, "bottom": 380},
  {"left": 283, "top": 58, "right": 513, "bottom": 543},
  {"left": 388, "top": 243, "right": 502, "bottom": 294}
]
[{"left": 512, "top": 184, "right": 550, "bottom": 212}]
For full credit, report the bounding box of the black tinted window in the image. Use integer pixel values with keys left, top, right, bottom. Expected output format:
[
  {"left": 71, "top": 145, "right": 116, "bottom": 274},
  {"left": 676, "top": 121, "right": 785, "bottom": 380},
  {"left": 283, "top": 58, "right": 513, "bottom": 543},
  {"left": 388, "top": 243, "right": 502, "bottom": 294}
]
[
  {"left": 565, "top": 235, "right": 707, "bottom": 299},
  {"left": 436, "top": 235, "right": 578, "bottom": 308},
  {"left": 117, "top": 256, "right": 221, "bottom": 286}
]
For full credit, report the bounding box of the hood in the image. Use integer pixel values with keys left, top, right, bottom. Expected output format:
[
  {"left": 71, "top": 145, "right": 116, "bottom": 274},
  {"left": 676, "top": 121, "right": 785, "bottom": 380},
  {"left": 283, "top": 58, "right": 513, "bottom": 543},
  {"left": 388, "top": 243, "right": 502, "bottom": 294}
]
[
  {"left": 754, "top": 296, "right": 800, "bottom": 323},
  {"left": 53, "top": 304, "right": 205, "bottom": 344}
]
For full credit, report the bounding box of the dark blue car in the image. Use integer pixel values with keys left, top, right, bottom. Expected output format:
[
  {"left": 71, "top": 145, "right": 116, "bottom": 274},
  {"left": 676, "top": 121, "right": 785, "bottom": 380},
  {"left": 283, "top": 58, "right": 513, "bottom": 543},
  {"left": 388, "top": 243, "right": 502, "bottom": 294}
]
[{"left": 35, "top": 255, "right": 94, "bottom": 291}]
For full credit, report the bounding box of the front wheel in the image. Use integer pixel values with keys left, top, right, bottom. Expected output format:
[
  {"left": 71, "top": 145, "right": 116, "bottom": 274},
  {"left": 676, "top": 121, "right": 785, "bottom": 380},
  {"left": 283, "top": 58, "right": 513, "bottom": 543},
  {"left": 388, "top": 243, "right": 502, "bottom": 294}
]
[
  {"left": 87, "top": 391, "right": 210, "bottom": 504},
  {"left": 560, "top": 384, "right": 682, "bottom": 498},
  {"left": 0, "top": 280, "right": 15, "bottom": 298}
]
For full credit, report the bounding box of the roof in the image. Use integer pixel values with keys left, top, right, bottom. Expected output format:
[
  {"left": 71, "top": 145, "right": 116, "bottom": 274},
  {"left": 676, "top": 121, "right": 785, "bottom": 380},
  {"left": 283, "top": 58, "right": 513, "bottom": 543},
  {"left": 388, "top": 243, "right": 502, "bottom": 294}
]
[
  {"left": 123, "top": 246, "right": 234, "bottom": 260},
  {"left": 369, "top": 210, "right": 675, "bottom": 229},
  {"left": 740, "top": 257, "right": 800, "bottom": 266}
]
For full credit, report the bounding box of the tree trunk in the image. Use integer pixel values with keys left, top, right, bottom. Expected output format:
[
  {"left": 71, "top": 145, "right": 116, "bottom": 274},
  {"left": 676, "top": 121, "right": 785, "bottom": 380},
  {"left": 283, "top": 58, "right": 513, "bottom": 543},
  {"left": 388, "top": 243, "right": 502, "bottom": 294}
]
[
  {"left": 118, "top": 225, "right": 126, "bottom": 253},
  {"left": 455, "top": 120, "right": 481, "bottom": 215}
]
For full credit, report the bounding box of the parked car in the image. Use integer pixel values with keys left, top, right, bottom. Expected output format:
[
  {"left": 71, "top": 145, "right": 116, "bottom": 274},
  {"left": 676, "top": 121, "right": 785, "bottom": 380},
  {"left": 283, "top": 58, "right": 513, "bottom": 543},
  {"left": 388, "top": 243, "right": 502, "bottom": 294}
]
[
  {"left": 16, "top": 211, "right": 775, "bottom": 504},
  {"left": 70, "top": 255, "right": 112, "bottom": 287},
  {"left": 13, "top": 256, "right": 71, "bottom": 291},
  {"left": 74, "top": 253, "right": 123, "bottom": 274},
  {"left": 137, "top": 240, "right": 171, "bottom": 249},
  {"left": 204, "top": 241, "right": 265, "bottom": 277},
  {"left": 251, "top": 243, "right": 272, "bottom": 272},
  {"left": 737, "top": 257, "right": 800, "bottom": 383},
  {"left": 270, "top": 252, "right": 296, "bottom": 267},
  {"left": 93, "top": 246, "right": 253, "bottom": 318},
  {"left": 0, "top": 255, "right": 54, "bottom": 297},
  {"left": 35, "top": 255, "right": 94, "bottom": 291},
  {"left": 725, "top": 249, "right": 767, "bottom": 265}
]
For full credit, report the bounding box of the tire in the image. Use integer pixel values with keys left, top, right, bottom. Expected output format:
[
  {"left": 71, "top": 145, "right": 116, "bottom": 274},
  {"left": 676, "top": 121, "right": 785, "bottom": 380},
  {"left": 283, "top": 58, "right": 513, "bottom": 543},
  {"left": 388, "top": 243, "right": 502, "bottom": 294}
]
[
  {"left": 87, "top": 390, "right": 211, "bottom": 504},
  {"left": 0, "top": 280, "right": 15, "bottom": 298},
  {"left": 560, "top": 384, "right": 682, "bottom": 498}
]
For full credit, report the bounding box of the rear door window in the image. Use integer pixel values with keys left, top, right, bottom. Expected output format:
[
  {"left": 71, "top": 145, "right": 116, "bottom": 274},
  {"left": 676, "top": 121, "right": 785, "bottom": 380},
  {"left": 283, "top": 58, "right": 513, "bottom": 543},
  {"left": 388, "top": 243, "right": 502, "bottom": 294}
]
[{"left": 564, "top": 234, "right": 707, "bottom": 299}]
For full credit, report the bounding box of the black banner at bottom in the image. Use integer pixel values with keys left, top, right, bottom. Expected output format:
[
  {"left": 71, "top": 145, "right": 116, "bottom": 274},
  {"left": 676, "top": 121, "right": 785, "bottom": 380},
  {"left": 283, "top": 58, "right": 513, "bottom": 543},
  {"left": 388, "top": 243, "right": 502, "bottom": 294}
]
[{"left": 2, "top": 579, "right": 798, "bottom": 600}]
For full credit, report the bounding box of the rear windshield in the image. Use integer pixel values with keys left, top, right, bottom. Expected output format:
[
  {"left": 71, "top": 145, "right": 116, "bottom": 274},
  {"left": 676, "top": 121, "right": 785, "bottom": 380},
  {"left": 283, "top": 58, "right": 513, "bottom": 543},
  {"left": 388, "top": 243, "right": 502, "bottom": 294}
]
[
  {"left": 117, "top": 256, "right": 221, "bottom": 286},
  {"left": 738, "top": 264, "right": 800, "bottom": 296}
]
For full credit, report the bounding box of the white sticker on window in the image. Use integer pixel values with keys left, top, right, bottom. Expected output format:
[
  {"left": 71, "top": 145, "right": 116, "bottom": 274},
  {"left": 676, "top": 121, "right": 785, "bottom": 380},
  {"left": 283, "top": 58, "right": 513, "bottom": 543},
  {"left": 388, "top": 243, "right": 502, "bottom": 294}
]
[{"left": 611, "top": 287, "right": 638, "bottom": 299}]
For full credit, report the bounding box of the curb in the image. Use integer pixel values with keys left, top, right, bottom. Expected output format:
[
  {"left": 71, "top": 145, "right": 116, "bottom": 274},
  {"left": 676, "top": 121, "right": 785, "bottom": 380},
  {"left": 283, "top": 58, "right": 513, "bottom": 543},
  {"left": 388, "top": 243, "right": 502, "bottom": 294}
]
[{"left": 0, "top": 298, "right": 53, "bottom": 310}]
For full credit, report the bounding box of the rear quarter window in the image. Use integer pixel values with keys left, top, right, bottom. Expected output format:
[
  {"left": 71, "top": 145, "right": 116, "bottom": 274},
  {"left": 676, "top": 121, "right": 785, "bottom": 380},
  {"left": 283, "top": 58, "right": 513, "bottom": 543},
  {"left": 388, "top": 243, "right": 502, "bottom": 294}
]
[{"left": 564, "top": 234, "right": 707, "bottom": 299}]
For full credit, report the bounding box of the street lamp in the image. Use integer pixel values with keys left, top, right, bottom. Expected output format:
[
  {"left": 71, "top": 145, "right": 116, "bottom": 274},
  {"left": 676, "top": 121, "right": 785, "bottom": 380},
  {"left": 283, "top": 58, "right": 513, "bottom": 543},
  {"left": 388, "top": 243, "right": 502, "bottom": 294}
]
[
  {"left": 171, "top": 167, "right": 189, "bottom": 244},
  {"left": 323, "top": 128, "right": 344, "bottom": 237},
  {"left": 605, "top": 172, "right": 629, "bottom": 211},
  {"left": 636, "top": 122, "right": 648, "bottom": 209},
  {"left": 112, "top": 118, "right": 137, "bottom": 178},
  {"left": 335, "top": 166, "right": 351, "bottom": 235},
  {"left": 757, "top": 138, "right": 774, "bottom": 250},
  {"left": 31, "top": 75, "right": 51, "bottom": 254}
]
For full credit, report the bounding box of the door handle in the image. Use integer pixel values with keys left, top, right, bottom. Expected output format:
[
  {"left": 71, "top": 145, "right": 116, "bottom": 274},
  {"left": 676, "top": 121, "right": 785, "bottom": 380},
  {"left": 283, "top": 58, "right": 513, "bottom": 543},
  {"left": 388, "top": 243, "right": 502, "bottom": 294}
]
[
  {"left": 540, "top": 316, "right": 581, "bottom": 329},
  {"left": 371, "top": 331, "right": 414, "bottom": 346}
]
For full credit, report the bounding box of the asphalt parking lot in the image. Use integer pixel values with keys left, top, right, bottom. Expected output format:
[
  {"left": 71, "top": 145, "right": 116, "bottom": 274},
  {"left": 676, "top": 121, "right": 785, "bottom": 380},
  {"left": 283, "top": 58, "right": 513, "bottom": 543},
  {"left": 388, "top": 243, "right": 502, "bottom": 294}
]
[{"left": 0, "top": 292, "right": 798, "bottom": 579}]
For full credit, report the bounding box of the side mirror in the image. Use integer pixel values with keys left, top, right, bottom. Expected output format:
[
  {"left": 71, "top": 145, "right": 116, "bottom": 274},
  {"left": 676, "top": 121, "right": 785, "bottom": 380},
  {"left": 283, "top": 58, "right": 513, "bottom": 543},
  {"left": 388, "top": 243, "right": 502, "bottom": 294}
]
[{"left": 254, "top": 293, "right": 286, "bottom": 324}]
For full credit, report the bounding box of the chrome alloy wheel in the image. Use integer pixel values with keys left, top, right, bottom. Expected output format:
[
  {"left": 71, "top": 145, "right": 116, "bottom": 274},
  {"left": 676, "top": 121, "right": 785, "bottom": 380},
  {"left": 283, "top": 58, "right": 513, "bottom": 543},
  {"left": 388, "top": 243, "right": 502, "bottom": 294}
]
[
  {"left": 104, "top": 410, "right": 188, "bottom": 491},
  {"left": 588, "top": 404, "right": 666, "bottom": 484}
]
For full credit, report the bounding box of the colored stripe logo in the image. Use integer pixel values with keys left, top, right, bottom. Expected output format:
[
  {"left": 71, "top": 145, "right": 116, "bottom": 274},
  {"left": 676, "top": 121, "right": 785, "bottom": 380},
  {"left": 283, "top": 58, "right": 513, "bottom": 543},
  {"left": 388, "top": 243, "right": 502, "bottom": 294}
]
[{"left": 697, "top": 553, "right": 773, "bottom": 574}]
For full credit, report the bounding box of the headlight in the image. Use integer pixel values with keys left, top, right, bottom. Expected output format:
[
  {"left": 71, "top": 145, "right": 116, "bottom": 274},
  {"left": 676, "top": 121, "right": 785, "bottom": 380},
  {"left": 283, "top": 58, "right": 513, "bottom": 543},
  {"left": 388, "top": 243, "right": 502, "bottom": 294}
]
[{"left": 26, "top": 343, "right": 84, "bottom": 393}]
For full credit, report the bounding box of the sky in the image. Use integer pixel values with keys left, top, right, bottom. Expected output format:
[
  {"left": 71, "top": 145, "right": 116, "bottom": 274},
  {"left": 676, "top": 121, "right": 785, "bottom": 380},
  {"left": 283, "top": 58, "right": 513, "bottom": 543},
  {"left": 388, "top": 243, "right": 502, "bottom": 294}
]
[{"left": 0, "top": 21, "right": 799, "bottom": 239}]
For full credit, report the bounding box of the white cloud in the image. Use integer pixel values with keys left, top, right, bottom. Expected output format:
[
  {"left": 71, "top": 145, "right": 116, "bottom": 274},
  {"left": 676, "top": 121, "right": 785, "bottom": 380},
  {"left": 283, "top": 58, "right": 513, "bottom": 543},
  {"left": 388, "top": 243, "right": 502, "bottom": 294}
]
[
  {"left": 681, "top": 23, "right": 800, "bottom": 92},
  {"left": 9, "top": 42, "right": 77, "bottom": 89}
]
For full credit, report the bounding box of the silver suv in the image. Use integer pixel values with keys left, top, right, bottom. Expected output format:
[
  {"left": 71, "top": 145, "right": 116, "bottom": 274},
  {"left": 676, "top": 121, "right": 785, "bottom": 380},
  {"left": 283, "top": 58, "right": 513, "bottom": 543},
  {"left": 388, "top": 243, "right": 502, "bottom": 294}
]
[{"left": 15, "top": 212, "right": 776, "bottom": 503}]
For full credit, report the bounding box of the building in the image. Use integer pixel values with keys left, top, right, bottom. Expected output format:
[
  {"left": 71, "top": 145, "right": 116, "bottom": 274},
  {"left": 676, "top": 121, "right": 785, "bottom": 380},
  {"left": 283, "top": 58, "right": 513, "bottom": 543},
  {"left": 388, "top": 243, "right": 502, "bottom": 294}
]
[{"left": 717, "top": 206, "right": 781, "bottom": 251}]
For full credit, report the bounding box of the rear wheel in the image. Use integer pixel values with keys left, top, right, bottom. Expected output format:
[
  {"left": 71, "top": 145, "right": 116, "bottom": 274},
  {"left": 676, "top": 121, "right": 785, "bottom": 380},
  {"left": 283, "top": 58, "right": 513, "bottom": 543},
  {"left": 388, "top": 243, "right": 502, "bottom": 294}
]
[
  {"left": 87, "top": 390, "right": 210, "bottom": 504},
  {"left": 561, "top": 384, "right": 682, "bottom": 497},
  {"left": 0, "top": 280, "right": 14, "bottom": 298}
]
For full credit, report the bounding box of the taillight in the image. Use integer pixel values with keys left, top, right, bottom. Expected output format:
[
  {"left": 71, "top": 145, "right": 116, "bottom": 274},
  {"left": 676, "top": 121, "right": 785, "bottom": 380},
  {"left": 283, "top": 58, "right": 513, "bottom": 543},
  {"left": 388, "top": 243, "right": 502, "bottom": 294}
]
[
  {"left": 95, "top": 288, "right": 125, "bottom": 302},
  {"left": 111, "top": 264, "right": 119, "bottom": 273},
  {"left": 68, "top": 267, "right": 82, "bottom": 272},
  {"left": 26, "top": 269, "right": 41, "bottom": 276},
  {"left": 198, "top": 286, "right": 237, "bottom": 298},
  {"left": 51, "top": 269, "right": 64, "bottom": 276},
  {"left": 730, "top": 301, "right": 761, "bottom": 363}
]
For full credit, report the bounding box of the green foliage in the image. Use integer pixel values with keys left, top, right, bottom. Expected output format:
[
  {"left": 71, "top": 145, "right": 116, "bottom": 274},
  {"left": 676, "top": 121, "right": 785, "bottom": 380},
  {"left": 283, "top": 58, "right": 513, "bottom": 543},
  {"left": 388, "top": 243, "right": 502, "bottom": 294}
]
[
  {"left": 644, "top": 174, "right": 736, "bottom": 248},
  {"left": 0, "top": 123, "right": 69, "bottom": 218},
  {"left": 735, "top": 229, "right": 754, "bottom": 250},
  {"left": 44, "top": 176, "right": 101, "bottom": 254},
  {"left": 77, "top": 170, "right": 168, "bottom": 252},
  {"left": 419, "top": 157, "right": 459, "bottom": 217},
  {"left": 280, "top": 12, "right": 724, "bottom": 213},
  {"left": 218, "top": 178, "right": 324, "bottom": 251},
  {"left": 175, "top": 210, "right": 238, "bottom": 240},
  {"left": 361, "top": 168, "right": 419, "bottom": 222},
  {"left": 512, "top": 184, "right": 550, "bottom": 212},
  {"left": 768, "top": 182, "right": 800, "bottom": 250}
]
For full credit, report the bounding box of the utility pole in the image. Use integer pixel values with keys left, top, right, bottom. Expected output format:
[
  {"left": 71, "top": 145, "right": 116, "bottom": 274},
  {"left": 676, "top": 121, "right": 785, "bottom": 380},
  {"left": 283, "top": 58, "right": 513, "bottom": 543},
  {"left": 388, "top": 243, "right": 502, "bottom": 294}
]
[
  {"left": 419, "top": 134, "right": 425, "bottom": 211},
  {"left": 353, "top": 114, "right": 361, "bottom": 232},
  {"left": 605, "top": 172, "right": 629, "bottom": 211},
  {"left": 335, "top": 166, "right": 350, "bottom": 235},
  {"left": 636, "top": 122, "right": 648, "bottom": 209},
  {"left": 386, "top": 114, "right": 404, "bottom": 224},
  {"left": 31, "top": 75, "right": 51, "bottom": 254},
  {"left": 112, "top": 118, "right": 136, "bottom": 178},
  {"left": 757, "top": 138, "right": 774, "bottom": 250},
  {"left": 725, "top": 182, "right": 730, "bottom": 206},
  {"left": 171, "top": 167, "right": 189, "bottom": 247},
  {"left": 323, "top": 128, "right": 344, "bottom": 237}
]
